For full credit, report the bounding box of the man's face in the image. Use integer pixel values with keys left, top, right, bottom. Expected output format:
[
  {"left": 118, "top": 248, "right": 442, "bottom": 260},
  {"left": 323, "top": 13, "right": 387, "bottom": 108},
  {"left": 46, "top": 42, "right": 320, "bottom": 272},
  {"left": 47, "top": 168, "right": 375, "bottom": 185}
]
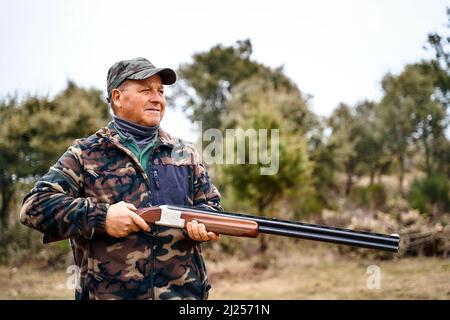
[{"left": 113, "top": 75, "right": 166, "bottom": 126}]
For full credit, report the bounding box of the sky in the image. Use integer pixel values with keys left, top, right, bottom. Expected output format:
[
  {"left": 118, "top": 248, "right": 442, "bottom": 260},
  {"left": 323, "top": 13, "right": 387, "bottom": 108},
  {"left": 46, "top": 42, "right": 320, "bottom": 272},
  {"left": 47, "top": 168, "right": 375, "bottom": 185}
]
[{"left": 1, "top": 0, "right": 448, "bottom": 141}]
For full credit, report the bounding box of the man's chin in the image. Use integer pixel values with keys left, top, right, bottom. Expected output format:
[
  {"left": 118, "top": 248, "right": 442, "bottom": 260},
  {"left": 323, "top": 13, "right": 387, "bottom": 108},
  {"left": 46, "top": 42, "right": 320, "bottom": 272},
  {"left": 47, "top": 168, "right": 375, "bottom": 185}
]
[{"left": 141, "top": 114, "right": 161, "bottom": 127}]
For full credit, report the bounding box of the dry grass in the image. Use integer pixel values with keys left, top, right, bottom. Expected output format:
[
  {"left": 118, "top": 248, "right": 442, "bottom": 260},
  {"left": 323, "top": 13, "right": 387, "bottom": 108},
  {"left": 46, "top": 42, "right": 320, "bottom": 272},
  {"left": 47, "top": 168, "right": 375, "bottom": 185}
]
[
  {"left": 0, "top": 265, "right": 74, "bottom": 300},
  {"left": 1, "top": 245, "right": 449, "bottom": 300},
  {"left": 208, "top": 249, "right": 450, "bottom": 300}
]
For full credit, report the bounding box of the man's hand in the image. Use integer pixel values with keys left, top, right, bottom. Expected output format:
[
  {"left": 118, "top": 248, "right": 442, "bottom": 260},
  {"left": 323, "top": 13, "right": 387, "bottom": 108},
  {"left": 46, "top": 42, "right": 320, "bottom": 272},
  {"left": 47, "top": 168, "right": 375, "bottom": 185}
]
[
  {"left": 105, "top": 201, "right": 151, "bottom": 238},
  {"left": 186, "top": 219, "right": 220, "bottom": 242}
]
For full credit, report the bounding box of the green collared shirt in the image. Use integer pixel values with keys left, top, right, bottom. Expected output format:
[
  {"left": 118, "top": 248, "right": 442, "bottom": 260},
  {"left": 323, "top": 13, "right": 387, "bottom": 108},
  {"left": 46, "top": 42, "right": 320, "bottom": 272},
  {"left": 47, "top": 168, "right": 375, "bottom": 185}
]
[{"left": 113, "top": 124, "right": 158, "bottom": 172}]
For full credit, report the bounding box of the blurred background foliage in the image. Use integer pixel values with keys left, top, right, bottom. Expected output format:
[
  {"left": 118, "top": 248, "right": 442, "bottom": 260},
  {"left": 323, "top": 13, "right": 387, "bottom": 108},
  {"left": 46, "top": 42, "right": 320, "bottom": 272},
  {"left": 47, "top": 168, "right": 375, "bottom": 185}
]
[{"left": 1, "top": 10, "right": 449, "bottom": 265}]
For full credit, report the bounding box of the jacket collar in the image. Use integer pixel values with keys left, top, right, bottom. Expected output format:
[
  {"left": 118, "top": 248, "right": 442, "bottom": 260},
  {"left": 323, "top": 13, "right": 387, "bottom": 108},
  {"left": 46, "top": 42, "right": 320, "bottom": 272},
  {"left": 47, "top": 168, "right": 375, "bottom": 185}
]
[{"left": 96, "top": 121, "right": 179, "bottom": 148}]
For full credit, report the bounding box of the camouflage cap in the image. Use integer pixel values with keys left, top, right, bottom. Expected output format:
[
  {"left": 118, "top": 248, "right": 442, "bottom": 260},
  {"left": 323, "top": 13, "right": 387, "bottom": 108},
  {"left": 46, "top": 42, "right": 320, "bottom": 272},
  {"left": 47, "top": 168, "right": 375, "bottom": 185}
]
[{"left": 106, "top": 57, "right": 177, "bottom": 101}]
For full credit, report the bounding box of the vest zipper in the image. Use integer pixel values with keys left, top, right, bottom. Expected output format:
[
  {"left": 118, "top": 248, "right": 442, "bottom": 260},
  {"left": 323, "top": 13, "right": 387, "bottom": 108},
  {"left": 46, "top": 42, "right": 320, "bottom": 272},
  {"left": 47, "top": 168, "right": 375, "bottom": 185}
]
[{"left": 153, "top": 170, "right": 160, "bottom": 189}]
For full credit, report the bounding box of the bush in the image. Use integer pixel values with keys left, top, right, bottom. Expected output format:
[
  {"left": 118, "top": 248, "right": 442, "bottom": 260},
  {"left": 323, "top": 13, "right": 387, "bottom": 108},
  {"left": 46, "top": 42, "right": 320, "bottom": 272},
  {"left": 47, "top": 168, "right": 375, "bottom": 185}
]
[
  {"left": 0, "top": 222, "right": 71, "bottom": 268},
  {"left": 409, "top": 174, "right": 449, "bottom": 215},
  {"left": 351, "top": 183, "right": 387, "bottom": 210},
  {"left": 319, "top": 209, "right": 450, "bottom": 259}
]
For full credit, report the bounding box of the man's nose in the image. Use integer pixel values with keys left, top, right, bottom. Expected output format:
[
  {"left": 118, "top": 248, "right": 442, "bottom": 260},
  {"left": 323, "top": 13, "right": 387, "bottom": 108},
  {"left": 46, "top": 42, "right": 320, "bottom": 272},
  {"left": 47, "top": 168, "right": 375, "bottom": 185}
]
[{"left": 149, "top": 91, "right": 163, "bottom": 103}]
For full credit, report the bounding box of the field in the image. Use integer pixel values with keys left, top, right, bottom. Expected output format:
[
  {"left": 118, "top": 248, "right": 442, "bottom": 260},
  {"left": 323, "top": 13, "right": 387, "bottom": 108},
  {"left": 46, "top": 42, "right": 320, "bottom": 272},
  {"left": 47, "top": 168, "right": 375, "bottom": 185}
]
[{"left": 1, "top": 244, "right": 449, "bottom": 300}]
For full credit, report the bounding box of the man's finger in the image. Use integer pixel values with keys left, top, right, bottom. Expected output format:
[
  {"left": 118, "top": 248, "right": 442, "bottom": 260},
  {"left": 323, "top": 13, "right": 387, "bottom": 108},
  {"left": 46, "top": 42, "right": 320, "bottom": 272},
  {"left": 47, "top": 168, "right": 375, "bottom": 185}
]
[
  {"left": 190, "top": 220, "right": 201, "bottom": 240},
  {"left": 208, "top": 232, "right": 220, "bottom": 241},
  {"left": 197, "top": 223, "right": 210, "bottom": 241},
  {"left": 130, "top": 213, "right": 151, "bottom": 232},
  {"left": 125, "top": 203, "right": 137, "bottom": 211},
  {"left": 130, "top": 222, "right": 140, "bottom": 232},
  {"left": 186, "top": 221, "right": 193, "bottom": 238}
]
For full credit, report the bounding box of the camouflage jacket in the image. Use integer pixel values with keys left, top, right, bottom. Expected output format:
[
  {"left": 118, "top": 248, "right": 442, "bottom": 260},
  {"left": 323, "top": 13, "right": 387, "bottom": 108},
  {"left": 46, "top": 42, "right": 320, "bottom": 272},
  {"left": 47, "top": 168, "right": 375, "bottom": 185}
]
[{"left": 20, "top": 122, "right": 222, "bottom": 300}]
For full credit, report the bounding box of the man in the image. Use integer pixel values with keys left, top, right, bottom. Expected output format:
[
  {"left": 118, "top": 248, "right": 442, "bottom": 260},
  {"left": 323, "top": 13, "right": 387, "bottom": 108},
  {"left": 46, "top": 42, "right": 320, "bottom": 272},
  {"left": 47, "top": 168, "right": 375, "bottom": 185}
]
[{"left": 20, "top": 57, "right": 222, "bottom": 300}]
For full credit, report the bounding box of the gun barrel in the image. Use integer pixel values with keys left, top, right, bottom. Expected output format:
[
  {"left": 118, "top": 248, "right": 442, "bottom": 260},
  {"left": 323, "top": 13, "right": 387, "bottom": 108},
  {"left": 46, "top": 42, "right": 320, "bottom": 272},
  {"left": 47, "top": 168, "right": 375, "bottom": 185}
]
[
  {"left": 258, "top": 225, "right": 399, "bottom": 252},
  {"left": 168, "top": 205, "right": 400, "bottom": 252}
]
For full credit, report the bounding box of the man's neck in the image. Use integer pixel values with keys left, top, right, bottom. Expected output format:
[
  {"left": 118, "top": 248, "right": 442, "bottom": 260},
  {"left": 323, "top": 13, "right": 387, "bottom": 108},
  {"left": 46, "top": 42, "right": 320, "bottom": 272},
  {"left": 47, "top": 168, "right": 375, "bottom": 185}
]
[{"left": 112, "top": 115, "right": 159, "bottom": 150}]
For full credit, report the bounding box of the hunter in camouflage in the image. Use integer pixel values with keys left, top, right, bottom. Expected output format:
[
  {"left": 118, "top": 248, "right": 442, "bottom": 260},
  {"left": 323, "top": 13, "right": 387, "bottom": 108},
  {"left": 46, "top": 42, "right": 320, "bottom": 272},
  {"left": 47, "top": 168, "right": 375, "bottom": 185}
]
[{"left": 20, "top": 57, "right": 222, "bottom": 299}]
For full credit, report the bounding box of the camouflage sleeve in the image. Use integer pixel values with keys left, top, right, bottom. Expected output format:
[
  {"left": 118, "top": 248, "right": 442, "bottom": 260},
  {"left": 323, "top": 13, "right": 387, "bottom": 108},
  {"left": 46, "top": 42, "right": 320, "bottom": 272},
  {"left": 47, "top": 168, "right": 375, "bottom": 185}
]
[
  {"left": 191, "top": 146, "right": 223, "bottom": 212},
  {"left": 20, "top": 140, "right": 110, "bottom": 241}
]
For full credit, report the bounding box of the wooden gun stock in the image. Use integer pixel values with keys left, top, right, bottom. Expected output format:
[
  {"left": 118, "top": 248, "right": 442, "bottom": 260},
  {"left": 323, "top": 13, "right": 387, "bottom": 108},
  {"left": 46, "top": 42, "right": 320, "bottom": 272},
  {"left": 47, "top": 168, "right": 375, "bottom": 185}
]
[{"left": 136, "top": 206, "right": 259, "bottom": 238}]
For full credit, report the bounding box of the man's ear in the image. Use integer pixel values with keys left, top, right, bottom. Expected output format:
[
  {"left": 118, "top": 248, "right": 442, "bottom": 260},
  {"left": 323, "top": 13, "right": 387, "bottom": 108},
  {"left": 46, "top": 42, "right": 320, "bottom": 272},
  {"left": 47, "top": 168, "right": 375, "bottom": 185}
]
[{"left": 111, "top": 89, "right": 122, "bottom": 109}]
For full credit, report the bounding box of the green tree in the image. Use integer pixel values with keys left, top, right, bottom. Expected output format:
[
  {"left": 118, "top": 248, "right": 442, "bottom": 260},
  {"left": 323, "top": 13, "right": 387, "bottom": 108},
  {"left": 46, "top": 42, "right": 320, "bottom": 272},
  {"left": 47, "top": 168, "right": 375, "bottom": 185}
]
[
  {"left": 0, "top": 82, "right": 109, "bottom": 234},
  {"left": 327, "top": 103, "right": 358, "bottom": 196},
  {"left": 175, "top": 39, "right": 298, "bottom": 130},
  {"left": 378, "top": 64, "right": 445, "bottom": 195},
  {"left": 307, "top": 117, "right": 341, "bottom": 207},
  {"left": 353, "top": 100, "right": 390, "bottom": 185},
  {"left": 0, "top": 97, "right": 23, "bottom": 231},
  {"left": 427, "top": 7, "right": 450, "bottom": 72},
  {"left": 425, "top": 7, "right": 450, "bottom": 177},
  {"left": 220, "top": 77, "right": 313, "bottom": 252},
  {"left": 325, "top": 100, "right": 391, "bottom": 197}
]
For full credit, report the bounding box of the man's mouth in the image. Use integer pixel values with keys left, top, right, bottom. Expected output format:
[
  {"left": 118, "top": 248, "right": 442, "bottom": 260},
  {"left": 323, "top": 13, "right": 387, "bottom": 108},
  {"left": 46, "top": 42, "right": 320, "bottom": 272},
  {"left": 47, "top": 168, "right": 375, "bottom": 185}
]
[{"left": 145, "top": 107, "right": 160, "bottom": 112}]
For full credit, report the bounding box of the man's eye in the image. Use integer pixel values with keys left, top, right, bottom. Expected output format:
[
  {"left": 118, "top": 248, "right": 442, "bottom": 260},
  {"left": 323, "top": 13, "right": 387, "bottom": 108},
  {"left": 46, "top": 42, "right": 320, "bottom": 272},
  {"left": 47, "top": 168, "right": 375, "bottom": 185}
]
[{"left": 140, "top": 89, "right": 150, "bottom": 93}]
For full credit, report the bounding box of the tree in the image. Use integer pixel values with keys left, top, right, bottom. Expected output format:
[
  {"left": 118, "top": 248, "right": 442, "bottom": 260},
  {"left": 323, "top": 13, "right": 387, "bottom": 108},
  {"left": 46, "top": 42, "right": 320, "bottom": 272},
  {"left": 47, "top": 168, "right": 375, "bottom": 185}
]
[
  {"left": 307, "top": 117, "right": 341, "bottom": 207},
  {"left": 353, "top": 100, "right": 390, "bottom": 185},
  {"left": 424, "top": 10, "right": 450, "bottom": 177},
  {"left": 0, "top": 82, "right": 109, "bottom": 233},
  {"left": 175, "top": 39, "right": 298, "bottom": 131},
  {"left": 220, "top": 77, "right": 313, "bottom": 252},
  {"left": 0, "top": 97, "right": 22, "bottom": 231},
  {"left": 325, "top": 100, "right": 392, "bottom": 197},
  {"left": 378, "top": 63, "right": 448, "bottom": 195},
  {"left": 326, "top": 103, "right": 359, "bottom": 196},
  {"left": 427, "top": 7, "right": 450, "bottom": 72}
]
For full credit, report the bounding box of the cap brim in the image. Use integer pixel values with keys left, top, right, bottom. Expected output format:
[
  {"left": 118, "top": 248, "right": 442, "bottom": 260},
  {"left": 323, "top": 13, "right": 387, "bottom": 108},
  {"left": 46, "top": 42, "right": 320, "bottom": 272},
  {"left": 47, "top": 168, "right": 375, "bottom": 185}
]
[{"left": 128, "top": 67, "right": 177, "bottom": 85}]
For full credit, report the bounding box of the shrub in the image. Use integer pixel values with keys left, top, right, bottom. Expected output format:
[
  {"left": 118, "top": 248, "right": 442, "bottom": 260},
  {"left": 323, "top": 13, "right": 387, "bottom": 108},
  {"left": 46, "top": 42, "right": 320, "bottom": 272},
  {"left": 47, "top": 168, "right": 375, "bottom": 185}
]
[
  {"left": 351, "top": 183, "right": 387, "bottom": 210},
  {"left": 409, "top": 174, "right": 449, "bottom": 215},
  {"left": 0, "top": 222, "right": 71, "bottom": 268}
]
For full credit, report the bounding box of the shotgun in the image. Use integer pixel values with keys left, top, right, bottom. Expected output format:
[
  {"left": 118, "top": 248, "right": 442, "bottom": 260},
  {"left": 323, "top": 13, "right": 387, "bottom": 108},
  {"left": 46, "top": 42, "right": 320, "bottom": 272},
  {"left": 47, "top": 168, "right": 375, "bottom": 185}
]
[
  {"left": 44, "top": 205, "right": 400, "bottom": 252},
  {"left": 135, "top": 205, "right": 400, "bottom": 252}
]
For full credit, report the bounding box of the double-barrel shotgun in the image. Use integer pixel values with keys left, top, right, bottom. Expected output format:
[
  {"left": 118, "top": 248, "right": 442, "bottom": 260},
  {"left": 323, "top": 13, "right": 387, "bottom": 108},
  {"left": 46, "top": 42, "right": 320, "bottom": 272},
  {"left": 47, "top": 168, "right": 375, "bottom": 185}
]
[
  {"left": 136, "top": 205, "right": 400, "bottom": 252},
  {"left": 45, "top": 205, "right": 400, "bottom": 252}
]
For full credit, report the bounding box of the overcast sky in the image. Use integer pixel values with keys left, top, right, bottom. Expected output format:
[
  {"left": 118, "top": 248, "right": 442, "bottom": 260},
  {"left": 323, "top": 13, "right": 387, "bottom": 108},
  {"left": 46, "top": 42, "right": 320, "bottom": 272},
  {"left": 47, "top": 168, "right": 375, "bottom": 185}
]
[{"left": 1, "top": 0, "right": 448, "bottom": 141}]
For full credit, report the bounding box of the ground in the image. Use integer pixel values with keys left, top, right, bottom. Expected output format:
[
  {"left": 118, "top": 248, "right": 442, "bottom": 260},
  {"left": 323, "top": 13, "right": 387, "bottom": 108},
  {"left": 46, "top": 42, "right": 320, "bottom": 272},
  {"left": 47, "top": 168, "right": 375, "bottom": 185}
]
[{"left": 1, "top": 244, "right": 449, "bottom": 300}]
